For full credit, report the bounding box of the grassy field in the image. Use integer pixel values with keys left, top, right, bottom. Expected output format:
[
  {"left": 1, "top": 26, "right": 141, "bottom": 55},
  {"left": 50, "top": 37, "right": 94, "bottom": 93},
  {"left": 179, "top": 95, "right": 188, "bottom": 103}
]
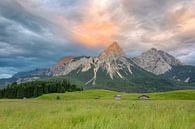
[
  {"left": 0, "top": 90, "right": 195, "bottom": 129},
  {"left": 38, "top": 89, "right": 195, "bottom": 100}
]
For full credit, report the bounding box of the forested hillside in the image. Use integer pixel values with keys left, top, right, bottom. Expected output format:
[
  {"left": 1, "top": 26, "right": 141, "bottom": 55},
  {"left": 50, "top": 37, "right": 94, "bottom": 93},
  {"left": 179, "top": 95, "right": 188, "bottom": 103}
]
[{"left": 0, "top": 80, "right": 82, "bottom": 99}]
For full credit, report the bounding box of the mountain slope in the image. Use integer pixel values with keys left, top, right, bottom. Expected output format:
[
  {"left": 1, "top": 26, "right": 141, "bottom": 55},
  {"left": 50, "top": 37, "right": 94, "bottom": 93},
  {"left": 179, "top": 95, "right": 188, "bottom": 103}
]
[
  {"left": 0, "top": 68, "right": 49, "bottom": 88},
  {"left": 162, "top": 65, "right": 195, "bottom": 83},
  {"left": 132, "top": 48, "right": 182, "bottom": 75}
]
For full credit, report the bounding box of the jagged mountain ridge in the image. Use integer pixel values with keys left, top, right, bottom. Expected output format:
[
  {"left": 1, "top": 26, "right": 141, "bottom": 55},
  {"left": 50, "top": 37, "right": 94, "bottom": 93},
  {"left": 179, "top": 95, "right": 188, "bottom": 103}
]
[
  {"left": 50, "top": 42, "right": 134, "bottom": 85},
  {"left": 49, "top": 42, "right": 193, "bottom": 87},
  {"left": 132, "top": 48, "right": 182, "bottom": 75},
  {"left": 0, "top": 42, "right": 195, "bottom": 92},
  {"left": 0, "top": 68, "right": 49, "bottom": 86}
]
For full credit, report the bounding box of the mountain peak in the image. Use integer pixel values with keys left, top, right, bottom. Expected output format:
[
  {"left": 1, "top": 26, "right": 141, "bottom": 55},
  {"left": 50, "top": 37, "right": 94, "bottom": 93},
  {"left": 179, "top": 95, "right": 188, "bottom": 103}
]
[
  {"left": 99, "top": 41, "right": 125, "bottom": 59},
  {"left": 150, "top": 48, "right": 158, "bottom": 51},
  {"left": 145, "top": 48, "right": 182, "bottom": 65},
  {"left": 110, "top": 41, "right": 120, "bottom": 47},
  {"left": 133, "top": 48, "right": 182, "bottom": 75}
]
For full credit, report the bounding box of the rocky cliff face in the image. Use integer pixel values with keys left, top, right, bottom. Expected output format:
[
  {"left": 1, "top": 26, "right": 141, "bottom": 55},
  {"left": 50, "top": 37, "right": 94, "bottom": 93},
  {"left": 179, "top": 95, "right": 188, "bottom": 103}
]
[
  {"left": 50, "top": 42, "right": 133, "bottom": 85},
  {"left": 50, "top": 56, "right": 93, "bottom": 76},
  {"left": 158, "top": 50, "right": 182, "bottom": 65},
  {"left": 97, "top": 42, "right": 133, "bottom": 80},
  {"left": 132, "top": 48, "right": 182, "bottom": 75}
]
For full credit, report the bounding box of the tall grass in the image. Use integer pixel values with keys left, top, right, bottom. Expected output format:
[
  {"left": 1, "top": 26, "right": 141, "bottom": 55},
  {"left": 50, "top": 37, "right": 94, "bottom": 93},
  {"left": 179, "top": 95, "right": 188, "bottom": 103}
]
[
  {"left": 0, "top": 99, "right": 195, "bottom": 129},
  {"left": 1, "top": 90, "right": 195, "bottom": 129}
]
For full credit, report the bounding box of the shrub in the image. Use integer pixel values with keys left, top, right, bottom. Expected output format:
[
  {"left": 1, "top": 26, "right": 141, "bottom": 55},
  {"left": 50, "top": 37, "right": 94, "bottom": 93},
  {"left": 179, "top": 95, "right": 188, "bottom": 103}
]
[{"left": 56, "top": 96, "right": 60, "bottom": 100}]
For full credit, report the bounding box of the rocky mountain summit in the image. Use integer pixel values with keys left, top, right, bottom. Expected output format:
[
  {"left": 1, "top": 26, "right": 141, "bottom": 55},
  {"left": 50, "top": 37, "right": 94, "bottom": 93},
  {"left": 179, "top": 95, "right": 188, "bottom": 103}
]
[
  {"left": 133, "top": 48, "right": 182, "bottom": 75},
  {"left": 99, "top": 42, "right": 125, "bottom": 59},
  {"left": 50, "top": 42, "right": 133, "bottom": 85}
]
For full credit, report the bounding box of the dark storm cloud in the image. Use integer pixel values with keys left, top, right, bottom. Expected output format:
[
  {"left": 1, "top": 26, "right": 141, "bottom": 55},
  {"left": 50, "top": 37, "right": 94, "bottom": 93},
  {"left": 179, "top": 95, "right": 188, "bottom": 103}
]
[
  {"left": 0, "top": 0, "right": 49, "bottom": 34},
  {"left": 0, "top": 0, "right": 82, "bottom": 78},
  {"left": 0, "top": 0, "right": 98, "bottom": 78}
]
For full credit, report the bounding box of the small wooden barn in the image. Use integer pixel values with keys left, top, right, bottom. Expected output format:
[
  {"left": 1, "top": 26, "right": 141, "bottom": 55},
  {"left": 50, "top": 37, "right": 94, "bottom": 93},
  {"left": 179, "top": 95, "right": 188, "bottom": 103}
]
[
  {"left": 114, "top": 95, "right": 121, "bottom": 100},
  {"left": 138, "top": 95, "right": 150, "bottom": 100}
]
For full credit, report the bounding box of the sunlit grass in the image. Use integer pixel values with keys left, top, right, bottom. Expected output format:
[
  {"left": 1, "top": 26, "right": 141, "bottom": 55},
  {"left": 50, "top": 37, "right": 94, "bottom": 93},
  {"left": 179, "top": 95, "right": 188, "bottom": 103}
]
[{"left": 0, "top": 90, "right": 195, "bottom": 129}]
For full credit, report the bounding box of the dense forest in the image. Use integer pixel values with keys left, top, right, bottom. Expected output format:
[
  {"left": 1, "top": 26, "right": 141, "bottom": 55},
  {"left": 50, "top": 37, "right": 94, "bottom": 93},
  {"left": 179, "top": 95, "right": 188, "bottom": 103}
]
[{"left": 0, "top": 80, "right": 82, "bottom": 99}]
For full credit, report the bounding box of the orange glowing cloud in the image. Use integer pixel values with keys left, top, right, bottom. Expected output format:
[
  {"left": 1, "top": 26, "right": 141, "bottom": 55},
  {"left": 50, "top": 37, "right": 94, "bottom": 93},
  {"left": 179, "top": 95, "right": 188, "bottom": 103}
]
[
  {"left": 70, "top": 0, "right": 119, "bottom": 47},
  {"left": 55, "top": 0, "right": 120, "bottom": 48},
  {"left": 72, "top": 22, "right": 118, "bottom": 47},
  {"left": 173, "top": 11, "right": 195, "bottom": 35},
  {"left": 169, "top": 5, "right": 195, "bottom": 34}
]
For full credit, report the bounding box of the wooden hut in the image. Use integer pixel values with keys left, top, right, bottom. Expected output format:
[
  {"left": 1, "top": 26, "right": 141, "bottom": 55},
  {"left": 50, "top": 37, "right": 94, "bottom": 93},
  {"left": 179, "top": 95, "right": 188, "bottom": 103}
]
[
  {"left": 114, "top": 95, "right": 121, "bottom": 100},
  {"left": 138, "top": 95, "right": 150, "bottom": 100}
]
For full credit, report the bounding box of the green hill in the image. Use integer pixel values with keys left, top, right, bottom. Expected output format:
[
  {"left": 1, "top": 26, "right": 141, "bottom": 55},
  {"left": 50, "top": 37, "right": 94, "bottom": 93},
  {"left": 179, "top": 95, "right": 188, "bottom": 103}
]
[{"left": 38, "top": 89, "right": 195, "bottom": 100}]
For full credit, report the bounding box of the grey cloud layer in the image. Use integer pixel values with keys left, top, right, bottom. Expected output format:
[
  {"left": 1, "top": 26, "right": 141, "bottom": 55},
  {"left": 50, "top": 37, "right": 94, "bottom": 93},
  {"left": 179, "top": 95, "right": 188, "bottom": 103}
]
[{"left": 0, "top": 0, "right": 85, "bottom": 78}]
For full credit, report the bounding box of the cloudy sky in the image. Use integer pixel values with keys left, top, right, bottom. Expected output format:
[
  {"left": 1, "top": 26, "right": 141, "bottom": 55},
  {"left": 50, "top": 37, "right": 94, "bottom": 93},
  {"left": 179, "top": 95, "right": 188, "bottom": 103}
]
[{"left": 0, "top": 0, "right": 195, "bottom": 78}]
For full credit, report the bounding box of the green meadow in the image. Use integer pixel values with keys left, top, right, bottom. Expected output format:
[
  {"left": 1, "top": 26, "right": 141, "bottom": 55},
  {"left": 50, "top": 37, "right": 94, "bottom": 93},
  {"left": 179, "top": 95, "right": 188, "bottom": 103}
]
[{"left": 0, "top": 90, "right": 195, "bottom": 129}]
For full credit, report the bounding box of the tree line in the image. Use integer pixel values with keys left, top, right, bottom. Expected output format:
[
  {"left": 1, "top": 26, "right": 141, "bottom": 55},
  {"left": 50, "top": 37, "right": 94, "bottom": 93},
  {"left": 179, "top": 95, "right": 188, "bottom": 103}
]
[{"left": 0, "top": 80, "right": 82, "bottom": 99}]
